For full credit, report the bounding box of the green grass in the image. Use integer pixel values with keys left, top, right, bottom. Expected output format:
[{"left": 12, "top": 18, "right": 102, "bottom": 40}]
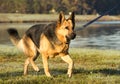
[
  {"left": 0, "top": 45, "right": 120, "bottom": 84},
  {"left": 0, "top": 13, "right": 120, "bottom": 23}
]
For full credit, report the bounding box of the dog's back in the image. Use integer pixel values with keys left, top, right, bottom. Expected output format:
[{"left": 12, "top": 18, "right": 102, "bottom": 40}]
[
  {"left": 7, "top": 24, "right": 46, "bottom": 48},
  {"left": 26, "top": 24, "right": 46, "bottom": 47}
]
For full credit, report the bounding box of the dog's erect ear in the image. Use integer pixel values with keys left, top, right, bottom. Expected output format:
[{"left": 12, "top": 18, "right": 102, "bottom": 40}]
[
  {"left": 68, "top": 12, "right": 75, "bottom": 24},
  {"left": 58, "top": 11, "right": 65, "bottom": 24}
]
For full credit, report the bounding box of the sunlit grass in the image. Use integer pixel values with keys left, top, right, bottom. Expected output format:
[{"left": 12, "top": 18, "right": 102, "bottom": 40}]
[
  {"left": 0, "top": 13, "right": 120, "bottom": 23},
  {"left": 0, "top": 45, "right": 120, "bottom": 84}
]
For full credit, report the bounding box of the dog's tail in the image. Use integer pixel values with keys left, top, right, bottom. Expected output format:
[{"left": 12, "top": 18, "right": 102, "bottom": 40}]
[{"left": 7, "top": 28, "right": 21, "bottom": 46}]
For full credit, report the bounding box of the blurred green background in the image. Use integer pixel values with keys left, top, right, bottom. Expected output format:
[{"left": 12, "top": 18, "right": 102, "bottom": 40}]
[{"left": 0, "top": 0, "right": 119, "bottom": 15}]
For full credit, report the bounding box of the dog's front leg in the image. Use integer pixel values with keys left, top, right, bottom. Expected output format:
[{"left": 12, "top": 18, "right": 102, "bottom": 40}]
[
  {"left": 42, "top": 55, "right": 51, "bottom": 77},
  {"left": 61, "top": 55, "right": 74, "bottom": 77}
]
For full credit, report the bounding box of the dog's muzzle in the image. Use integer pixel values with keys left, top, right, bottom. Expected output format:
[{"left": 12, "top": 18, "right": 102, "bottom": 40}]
[{"left": 67, "top": 32, "right": 76, "bottom": 40}]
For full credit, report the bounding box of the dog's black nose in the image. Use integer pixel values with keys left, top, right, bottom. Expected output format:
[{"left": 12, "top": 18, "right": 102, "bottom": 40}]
[{"left": 71, "top": 33, "right": 76, "bottom": 40}]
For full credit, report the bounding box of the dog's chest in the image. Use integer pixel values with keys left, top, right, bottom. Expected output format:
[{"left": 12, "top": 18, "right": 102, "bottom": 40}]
[
  {"left": 56, "top": 43, "right": 68, "bottom": 52},
  {"left": 40, "top": 43, "right": 68, "bottom": 58},
  {"left": 49, "top": 43, "right": 69, "bottom": 57},
  {"left": 39, "top": 35, "right": 69, "bottom": 57}
]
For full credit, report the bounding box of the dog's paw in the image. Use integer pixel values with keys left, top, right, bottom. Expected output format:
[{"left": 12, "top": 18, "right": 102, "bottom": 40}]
[
  {"left": 34, "top": 67, "right": 40, "bottom": 72},
  {"left": 46, "top": 73, "right": 52, "bottom": 77},
  {"left": 67, "top": 73, "right": 72, "bottom": 78}
]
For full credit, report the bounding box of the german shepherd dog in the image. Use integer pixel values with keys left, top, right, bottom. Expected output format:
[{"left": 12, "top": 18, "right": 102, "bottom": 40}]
[{"left": 7, "top": 12, "right": 76, "bottom": 77}]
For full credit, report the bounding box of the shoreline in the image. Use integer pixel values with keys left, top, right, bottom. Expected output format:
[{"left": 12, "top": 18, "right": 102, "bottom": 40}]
[{"left": 0, "top": 13, "right": 120, "bottom": 23}]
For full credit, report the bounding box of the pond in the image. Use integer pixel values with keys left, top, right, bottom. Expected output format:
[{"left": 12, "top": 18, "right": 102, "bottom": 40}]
[{"left": 0, "top": 21, "right": 120, "bottom": 50}]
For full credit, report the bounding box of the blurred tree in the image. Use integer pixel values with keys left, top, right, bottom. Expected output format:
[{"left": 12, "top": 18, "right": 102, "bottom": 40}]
[
  {"left": 0, "top": 0, "right": 119, "bottom": 15},
  {"left": 33, "top": 0, "right": 42, "bottom": 13},
  {"left": 26, "top": 0, "right": 34, "bottom": 13},
  {"left": 94, "top": 0, "right": 120, "bottom": 15},
  {"left": 0, "top": 0, "right": 26, "bottom": 13}
]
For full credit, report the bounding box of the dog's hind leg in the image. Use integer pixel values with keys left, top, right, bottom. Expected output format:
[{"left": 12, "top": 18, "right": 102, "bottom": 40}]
[
  {"left": 24, "top": 53, "right": 39, "bottom": 75},
  {"left": 33, "top": 51, "right": 39, "bottom": 61},
  {"left": 29, "top": 53, "right": 40, "bottom": 72},
  {"left": 24, "top": 49, "right": 39, "bottom": 75},
  {"left": 61, "top": 55, "right": 74, "bottom": 78},
  {"left": 24, "top": 58, "right": 30, "bottom": 75}
]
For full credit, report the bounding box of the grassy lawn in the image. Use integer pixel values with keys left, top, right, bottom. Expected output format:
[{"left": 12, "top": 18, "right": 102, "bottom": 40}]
[
  {"left": 0, "top": 45, "right": 120, "bottom": 84},
  {"left": 0, "top": 13, "right": 120, "bottom": 23}
]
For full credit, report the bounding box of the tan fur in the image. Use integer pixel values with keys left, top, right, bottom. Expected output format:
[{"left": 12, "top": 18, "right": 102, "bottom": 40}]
[
  {"left": 18, "top": 35, "right": 39, "bottom": 75},
  {"left": 8, "top": 12, "right": 76, "bottom": 77}
]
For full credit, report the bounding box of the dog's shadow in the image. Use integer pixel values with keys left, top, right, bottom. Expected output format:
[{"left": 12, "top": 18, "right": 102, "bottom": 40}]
[
  {"left": 74, "top": 68, "right": 120, "bottom": 75},
  {"left": 0, "top": 71, "right": 23, "bottom": 79},
  {"left": 1, "top": 68, "right": 120, "bottom": 79},
  {"left": 0, "top": 68, "right": 66, "bottom": 79}
]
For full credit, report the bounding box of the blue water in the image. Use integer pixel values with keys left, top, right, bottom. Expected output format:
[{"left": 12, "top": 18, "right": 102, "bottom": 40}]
[
  {"left": 71, "top": 31, "right": 120, "bottom": 50},
  {"left": 0, "top": 21, "right": 120, "bottom": 50},
  {"left": 70, "top": 21, "right": 120, "bottom": 50},
  {"left": 94, "top": 21, "right": 120, "bottom": 25}
]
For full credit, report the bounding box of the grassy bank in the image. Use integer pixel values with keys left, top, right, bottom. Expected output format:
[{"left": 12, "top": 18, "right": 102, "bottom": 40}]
[
  {"left": 0, "top": 45, "right": 120, "bottom": 84},
  {"left": 0, "top": 13, "right": 120, "bottom": 23}
]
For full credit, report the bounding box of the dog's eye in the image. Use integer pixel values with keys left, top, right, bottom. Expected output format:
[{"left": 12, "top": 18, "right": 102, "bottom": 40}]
[{"left": 65, "top": 27, "right": 69, "bottom": 30}]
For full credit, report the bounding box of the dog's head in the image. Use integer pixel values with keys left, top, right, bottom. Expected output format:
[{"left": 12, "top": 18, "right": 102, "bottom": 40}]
[{"left": 56, "top": 12, "right": 76, "bottom": 43}]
